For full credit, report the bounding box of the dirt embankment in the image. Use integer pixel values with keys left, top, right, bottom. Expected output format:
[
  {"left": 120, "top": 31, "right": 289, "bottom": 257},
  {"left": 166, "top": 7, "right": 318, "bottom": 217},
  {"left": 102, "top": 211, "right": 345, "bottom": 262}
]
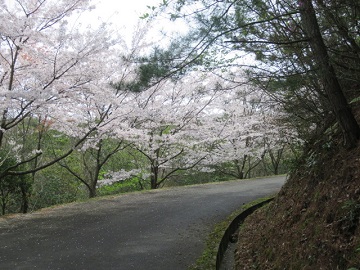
[{"left": 235, "top": 136, "right": 360, "bottom": 269}]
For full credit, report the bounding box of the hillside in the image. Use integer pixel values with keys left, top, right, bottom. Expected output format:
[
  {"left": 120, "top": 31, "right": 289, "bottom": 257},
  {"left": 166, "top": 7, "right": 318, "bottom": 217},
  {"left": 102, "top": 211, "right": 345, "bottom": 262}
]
[{"left": 235, "top": 120, "right": 360, "bottom": 268}]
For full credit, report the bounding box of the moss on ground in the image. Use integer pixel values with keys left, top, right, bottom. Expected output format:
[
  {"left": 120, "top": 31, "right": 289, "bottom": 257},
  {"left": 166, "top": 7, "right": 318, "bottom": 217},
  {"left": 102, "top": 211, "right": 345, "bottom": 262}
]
[{"left": 188, "top": 195, "right": 275, "bottom": 270}]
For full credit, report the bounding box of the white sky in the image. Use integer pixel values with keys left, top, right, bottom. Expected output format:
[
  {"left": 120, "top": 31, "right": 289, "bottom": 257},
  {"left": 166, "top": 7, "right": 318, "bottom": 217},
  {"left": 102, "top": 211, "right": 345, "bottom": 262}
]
[
  {"left": 77, "top": 0, "right": 188, "bottom": 46},
  {"left": 88, "top": 0, "right": 161, "bottom": 26}
]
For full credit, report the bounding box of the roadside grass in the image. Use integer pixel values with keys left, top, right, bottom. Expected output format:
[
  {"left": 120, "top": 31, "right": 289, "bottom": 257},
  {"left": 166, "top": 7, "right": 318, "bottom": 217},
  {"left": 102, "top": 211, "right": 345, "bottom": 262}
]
[{"left": 188, "top": 195, "right": 275, "bottom": 270}]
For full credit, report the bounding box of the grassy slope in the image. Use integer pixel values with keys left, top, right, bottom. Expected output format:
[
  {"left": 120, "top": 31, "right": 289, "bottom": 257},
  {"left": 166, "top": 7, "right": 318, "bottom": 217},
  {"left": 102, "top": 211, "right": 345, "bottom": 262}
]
[{"left": 235, "top": 135, "right": 360, "bottom": 269}]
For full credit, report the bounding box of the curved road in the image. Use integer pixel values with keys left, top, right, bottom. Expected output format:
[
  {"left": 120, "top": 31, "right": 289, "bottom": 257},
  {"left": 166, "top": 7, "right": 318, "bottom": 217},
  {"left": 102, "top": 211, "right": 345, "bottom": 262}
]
[{"left": 0, "top": 176, "right": 285, "bottom": 270}]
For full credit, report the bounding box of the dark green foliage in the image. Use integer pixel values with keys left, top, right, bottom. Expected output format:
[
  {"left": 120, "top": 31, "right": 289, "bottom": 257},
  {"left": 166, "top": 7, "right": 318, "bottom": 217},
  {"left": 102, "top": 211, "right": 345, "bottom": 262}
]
[
  {"left": 164, "top": 169, "right": 229, "bottom": 187},
  {"left": 0, "top": 153, "right": 31, "bottom": 215},
  {"left": 116, "top": 48, "right": 172, "bottom": 92},
  {"left": 30, "top": 167, "right": 84, "bottom": 211},
  {"left": 114, "top": 45, "right": 185, "bottom": 92}
]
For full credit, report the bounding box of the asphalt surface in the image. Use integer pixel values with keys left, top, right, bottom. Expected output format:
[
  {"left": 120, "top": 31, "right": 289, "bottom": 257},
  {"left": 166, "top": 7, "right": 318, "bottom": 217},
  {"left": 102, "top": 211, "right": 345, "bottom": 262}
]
[{"left": 0, "top": 176, "right": 285, "bottom": 270}]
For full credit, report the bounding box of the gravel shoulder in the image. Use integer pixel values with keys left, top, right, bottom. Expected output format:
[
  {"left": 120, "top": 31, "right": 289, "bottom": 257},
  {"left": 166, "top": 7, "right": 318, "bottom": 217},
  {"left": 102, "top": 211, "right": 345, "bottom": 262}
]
[{"left": 0, "top": 176, "right": 285, "bottom": 270}]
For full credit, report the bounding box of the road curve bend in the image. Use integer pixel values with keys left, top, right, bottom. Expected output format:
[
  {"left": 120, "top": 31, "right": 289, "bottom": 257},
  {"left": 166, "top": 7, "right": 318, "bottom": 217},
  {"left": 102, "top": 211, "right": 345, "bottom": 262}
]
[{"left": 0, "top": 176, "right": 285, "bottom": 270}]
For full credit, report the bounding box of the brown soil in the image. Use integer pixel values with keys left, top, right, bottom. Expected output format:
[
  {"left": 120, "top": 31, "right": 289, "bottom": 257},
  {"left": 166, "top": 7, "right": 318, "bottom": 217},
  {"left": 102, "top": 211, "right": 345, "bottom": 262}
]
[{"left": 235, "top": 130, "right": 360, "bottom": 269}]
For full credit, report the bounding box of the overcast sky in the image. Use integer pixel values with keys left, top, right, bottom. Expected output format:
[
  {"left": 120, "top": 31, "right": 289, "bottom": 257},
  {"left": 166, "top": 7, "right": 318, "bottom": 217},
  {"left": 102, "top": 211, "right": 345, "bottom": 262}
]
[
  {"left": 76, "top": 0, "right": 188, "bottom": 45},
  {"left": 89, "top": 0, "right": 161, "bottom": 26}
]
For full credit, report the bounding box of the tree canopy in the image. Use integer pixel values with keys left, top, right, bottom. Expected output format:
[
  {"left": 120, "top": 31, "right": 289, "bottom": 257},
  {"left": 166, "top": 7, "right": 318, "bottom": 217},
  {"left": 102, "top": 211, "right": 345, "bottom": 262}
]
[
  {"left": 0, "top": 0, "right": 332, "bottom": 214},
  {"left": 152, "top": 0, "right": 360, "bottom": 147}
]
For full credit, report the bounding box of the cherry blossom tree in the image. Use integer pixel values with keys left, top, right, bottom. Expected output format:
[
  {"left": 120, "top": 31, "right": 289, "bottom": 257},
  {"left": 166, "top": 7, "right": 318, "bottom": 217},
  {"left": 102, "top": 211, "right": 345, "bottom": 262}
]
[
  {"left": 200, "top": 77, "right": 297, "bottom": 179},
  {"left": 104, "top": 68, "right": 296, "bottom": 188},
  {"left": 55, "top": 88, "right": 136, "bottom": 198},
  {"left": 0, "top": 0, "right": 128, "bottom": 211},
  {"left": 0, "top": 0, "right": 298, "bottom": 212},
  {"left": 51, "top": 18, "right": 158, "bottom": 198},
  {"left": 105, "top": 71, "right": 228, "bottom": 189}
]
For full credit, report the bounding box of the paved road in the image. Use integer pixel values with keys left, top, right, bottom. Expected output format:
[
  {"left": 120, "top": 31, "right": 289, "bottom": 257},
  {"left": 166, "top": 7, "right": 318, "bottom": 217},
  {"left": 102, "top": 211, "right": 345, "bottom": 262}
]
[{"left": 0, "top": 176, "right": 285, "bottom": 270}]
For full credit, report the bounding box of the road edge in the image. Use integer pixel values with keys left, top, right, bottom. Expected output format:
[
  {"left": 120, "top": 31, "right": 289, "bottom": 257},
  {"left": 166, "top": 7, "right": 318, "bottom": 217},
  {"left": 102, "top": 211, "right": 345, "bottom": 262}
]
[
  {"left": 216, "top": 197, "right": 274, "bottom": 270},
  {"left": 188, "top": 195, "right": 275, "bottom": 270}
]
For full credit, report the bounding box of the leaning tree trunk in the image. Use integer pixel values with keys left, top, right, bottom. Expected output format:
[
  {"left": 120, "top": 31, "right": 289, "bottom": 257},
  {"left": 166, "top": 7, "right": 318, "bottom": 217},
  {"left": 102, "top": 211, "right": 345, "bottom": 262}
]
[{"left": 299, "top": 0, "right": 360, "bottom": 149}]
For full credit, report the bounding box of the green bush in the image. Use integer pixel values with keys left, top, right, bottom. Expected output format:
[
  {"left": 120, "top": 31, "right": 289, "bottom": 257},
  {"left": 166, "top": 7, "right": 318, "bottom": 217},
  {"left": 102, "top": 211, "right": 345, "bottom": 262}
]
[
  {"left": 30, "top": 166, "right": 86, "bottom": 211},
  {"left": 97, "top": 177, "right": 145, "bottom": 196}
]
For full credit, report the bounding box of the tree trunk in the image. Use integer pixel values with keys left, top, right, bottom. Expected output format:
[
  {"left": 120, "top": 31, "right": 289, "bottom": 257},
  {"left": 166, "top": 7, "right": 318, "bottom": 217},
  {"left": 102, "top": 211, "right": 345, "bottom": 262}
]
[
  {"left": 89, "top": 186, "right": 97, "bottom": 198},
  {"left": 269, "top": 146, "right": 285, "bottom": 175},
  {"left": 20, "top": 193, "right": 29, "bottom": 214},
  {"left": 150, "top": 165, "right": 159, "bottom": 189},
  {"left": 87, "top": 179, "right": 97, "bottom": 198},
  {"left": 1, "top": 196, "right": 6, "bottom": 215},
  {"left": 19, "top": 181, "right": 29, "bottom": 214},
  {"left": 234, "top": 159, "right": 244, "bottom": 179},
  {"left": 299, "top": 0, "right": 360, "bottom": 148}
]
